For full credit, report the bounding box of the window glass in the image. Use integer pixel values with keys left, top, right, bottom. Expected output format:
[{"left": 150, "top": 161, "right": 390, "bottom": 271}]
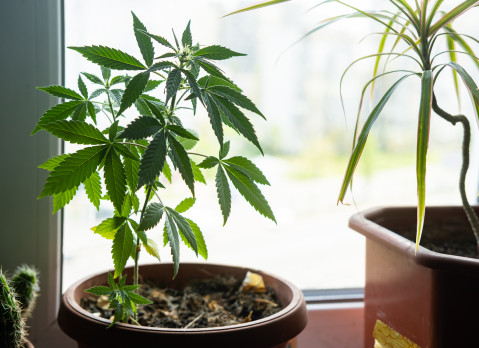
[{"left": 63, "top": 0, "right": 478, "bottom": 290}]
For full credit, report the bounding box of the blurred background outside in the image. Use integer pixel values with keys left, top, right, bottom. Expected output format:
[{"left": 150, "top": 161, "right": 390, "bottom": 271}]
[{"left": 62, "top": 0, "right": 479, "bottom": 290}]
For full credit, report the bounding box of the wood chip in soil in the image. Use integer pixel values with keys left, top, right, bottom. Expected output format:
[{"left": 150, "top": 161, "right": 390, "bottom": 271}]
[{"left": 80, "top": 275, "right": 282, "bottom": 328}]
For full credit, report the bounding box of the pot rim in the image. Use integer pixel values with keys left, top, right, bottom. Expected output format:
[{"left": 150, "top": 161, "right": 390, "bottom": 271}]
[
  {"left": 62, "top": 262, "right": 305, "bottom": 333},
  {"left": 349, "top": 205, "right": 479, "bottom": 273}
]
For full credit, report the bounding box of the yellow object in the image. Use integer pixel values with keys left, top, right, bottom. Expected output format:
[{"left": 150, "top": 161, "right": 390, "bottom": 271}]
[
  {"left": 241, "top": 271, "right": 266, "bottom": 293},
  {"left": 373, "top": 320, "right": 421, "bottom": 348}
]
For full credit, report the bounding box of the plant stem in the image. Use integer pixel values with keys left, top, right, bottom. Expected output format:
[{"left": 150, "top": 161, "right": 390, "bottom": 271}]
[
  {"left": 134, "top": 186, "right": 153, "bottom": 293},
  {"left": 432, "top": 95, "right": 479, "bottom": 246}
]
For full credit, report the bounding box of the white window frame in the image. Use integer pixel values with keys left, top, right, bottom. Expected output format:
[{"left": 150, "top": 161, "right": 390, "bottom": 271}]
[{"left": 0, "top": 2, "right": 364, "bottom": 347}]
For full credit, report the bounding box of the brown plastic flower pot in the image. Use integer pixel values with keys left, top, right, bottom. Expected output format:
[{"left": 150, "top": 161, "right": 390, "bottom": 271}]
[
  {"left": 58, "top": 263, "right": 307, "bottom": 348},
  {"left": 349, "top": 206, "right": 479, "bottom": 348}
]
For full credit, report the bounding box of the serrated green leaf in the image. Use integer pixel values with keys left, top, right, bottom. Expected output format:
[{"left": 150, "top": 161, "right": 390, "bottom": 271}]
[
  {"left": 78, "top": 76, "right": 88, "bottom": 99},
  {"left": 164, "top": 213, "right": 180, "bottom": 277},
  {"left": 128, "top": 291, "right": 153, "bottom": 305},
  {"left": 138, "top": 202, "right": 164, "bottom": 231},
  {"left": 112, "top": 223, "right": 134, "bottom": 278},
  {"left": 72, "top": 102, "right": 88, "bottom": 121},
  {"left": 166, "top": 125, "right": 199, "bottom": 140},
  {"left": 132, "top": 12, "right": 154, "bottom": 67},
  {"left": 32, "top": 100, "right": 84, "bottom": 134},
  {"left": 87, "top": 101, "right": 97, "bottom": 123},
  {"left": 138, "top": 130, "right": 167, "bottom": 188},
  {"left": 119, "top": 194, "right": 132, "bottom": 218},
  {"left": 163, "top": 161, "right": 172, "bottom": 183},
  {"left": 144, "top": 80, "right": 163, "bottom": 92},
  {"left": 137, "top": 30, "right": 176, "bottom": 51},
  {"left": 208, "top": 85, "right": 264, "bottom": 118},
  {"left": 37, "top": 86, "right": 84, "bottom": 100},
  {"left": 85, "top": 286, "right": 113, "bottom": 296},
  {"left": 92, "top": 217, "right": 127, "bottom": 240},
  {"left": 38, "top": 153, "right": 69, "bottom": 171},
  {"left": 84, "top": 171, "right": 102, "bottom": 210},
  {"left": 112, "top": 143, "right": 138, "bottom": 161},
  {"left": 101, "top": 66, "right": 111, "bottom": 81},
  {"left": 167, "top": 134, "right": 195, "bottom": 195},
  {"left": 89, "top": 88, "right": 106, "bottom": 99},
  {"left": 82, "top": 72, "right": 104, "bottom": 85},
  {"left": 42, "top": 120, "right": 108, "bottom": 145},
  {"left": 203, "top": 95, "right": 224, "bottom": 145},
  {"left": 175, "top": 198, "right": 196, "bottom": 213},
  {"left": 144, "top": 99, "right": 166, "bottom": 123},
  {"left": 52, "top": 186, "right": 78, "bottom": 214},
  {"left": 124, "top": 155, "right": 139, "bottom": 191},
  {"left": 186, "top": 218, "right": 207, "bottom": 259},
  {"left": 166, "top": 68, "right": 182, "bottom": 103},
  {"left": 69, "top": 46, "right": 146, "bottom": 70},
  {"left": 119, "top": 116, "right": 162, "bottom": 140},
  {"left": 144, "top": 238, "right": 161, "bottom": 262},
  {"left": 216, "top": 166, "right": 231, "bottom": 224},
  {"left": 195, "top": 58, "right": 230, "bottom": 81},
  {"left": 194, "top": 45, "right": 245, "bottom": 60},
  {"left": 109, "top": 89, "right": 124, "bottom": 106},
  {"left": 169, "top": 209, "right": 198, "bottom": 256},
  {"left": 223, "top": 156, "right": 270, "bottom": 185},
  {"left": 219, "top": 141, "right": 230, "bottom": 159},
  {"left": 191, "top": 160, "right": 206, "bottom": 184},
  {"left": 118, "top": 72, "right": 150, "bottom": 116},
  {"left": 110, "top": 75, "right": 130, "bottom": 85},
  {"left": 104, "top": 149, "right": 127, "bottom": 212},
  {"left": 39, "top": 145, "right": 108, "bottom": 197},
  {"left": 197, "top": 156, "right": 219, "bottom": 169},
  {"left": 224, "top": 165, "right": 276, "bottom": 223},
  {"left": 213, "top": 95, "right": 263, "bottom": 154},
  {"left": 198, "top": 75, "right": 241, "bottom": 91},
  {"left": 182, "top": 20, "right": 192, "bottom": 47}
]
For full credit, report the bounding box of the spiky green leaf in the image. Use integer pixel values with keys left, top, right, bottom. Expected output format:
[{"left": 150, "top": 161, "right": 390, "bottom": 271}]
[
  {"left": 84, "top": 171, "right": 102, "bottom": 210},
  {"left": 85, "top": 286, "right": 113, "bottom": 296},
  {"left": 92, "top": 217, "right": 127, "bottom": 240},
  {"left": 197, "top": 156, "right": 219, "bottom": 169},
  {"left": 132, "top": 12, "right": 154, "bottom": 67},
  {"left": 37, "top": 85, "right": 84, "bottom": 100},
  {"left": 104, "top": 149, "right": 127, "bottom": 212},
  {"left": 38, "top": 153, "right": 69, "bottom": 171},
  {"left": 138, "top": 202, "right": 164, "bottom": 231},
  {"left": 119, "top": 116, "right": 162, "bottom": 140},
  {"left": 194, "top": 45, "right": 245, "bottom": 60},
  {"left": 186, "top": 218, "right": 207, "bottom": 259},
  {"left": 208, "top": 85, "right": 264, "bottom": 118},
  {"left": 216, "top": 165, "right": 231, "bottom": 224},
  {"left": 175, "top": 198, "right": 196, "bottom": 213},
  {"left": 164, "top": 213, "right": 180, "bottom": 277},
  {"left": 118, "top": 72, "right": 150, "bottom": 115},
  {"left": 138, "top": 130, "right": 167, "bottom": 188},
  {"left": 182, "top": 20, "right": 192, "bottom": 47},
  {"left": 112, "top": 223, "right": 134, "bottom": 278},
  {"left": 42, "top": 120, "right": 108, "bottom": 145},
  {"left": 223, "top": 156, "right": 270, "bottom": 185},
  {"left": 137, "top": 30, "right": 176, "bottom": 51},
  {"left": 166, "top": 68, "right": 182, "bottom": 103},
  {"left": 167, "top": 134, "right": 195, "bottom": 195},
  {"left": 82, "top": 72, "right": 104, "bottom": 85},
  {"left": 52, "top": 186, "right": 78, "bottom": 213},
  {"left": 32, "top": 101, "right": 84, "bottom": 134},
  {"left": 166, "top": 208, "right": 198, "bottom": 255},
  {"left": 69, "top": 45, "right": 146, "bottom": 70},
  {"left": 39, "top": 145, "right": 108, "bottom": 197}
]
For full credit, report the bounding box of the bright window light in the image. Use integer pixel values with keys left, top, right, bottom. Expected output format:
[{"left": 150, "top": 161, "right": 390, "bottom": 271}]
[{"left": 62, "top": 0, "right": 478, "bottom": 291}]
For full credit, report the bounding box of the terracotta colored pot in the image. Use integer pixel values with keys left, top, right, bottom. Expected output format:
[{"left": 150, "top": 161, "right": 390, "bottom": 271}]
[
  {"left": 349, "top": 206, "right": 479, "bottom": 348},
  {"left": 58, "top": 263, "right": 307, "bottom": 348}
]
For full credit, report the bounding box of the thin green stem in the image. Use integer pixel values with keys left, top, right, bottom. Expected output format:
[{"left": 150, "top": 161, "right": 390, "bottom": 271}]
[
  {"left": 188, "top": 152, "right": 208, "bottom": 158},
  {"left": 133, "top": 186, "right": 153, "bottom": 305},
  {"left": 432, "top": 95, "right": 479, "bottom": 246},
  {"left": 106, "top": 89, "right": 117, "bottom": 121}
]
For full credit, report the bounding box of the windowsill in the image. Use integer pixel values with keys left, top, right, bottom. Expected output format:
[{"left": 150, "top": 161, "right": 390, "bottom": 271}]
[{"left": 297, "top": 301, "right": 364, "bottom": 348}]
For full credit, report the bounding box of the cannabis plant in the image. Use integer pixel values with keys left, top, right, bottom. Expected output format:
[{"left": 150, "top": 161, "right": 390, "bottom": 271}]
[
  {"left": 230, "top": 0, "right": 479, "bottom": 250},
  {"left": 34, "top": 14, "right": 274, "bottom": 325}
]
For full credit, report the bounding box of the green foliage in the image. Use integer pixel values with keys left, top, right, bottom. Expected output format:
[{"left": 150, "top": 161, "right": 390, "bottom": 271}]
[
  {"left": 35, "top": 14, "right": 273, "bottom": 326},
  {"left": 85, "top": 273, "right": 152, "bottom": 327},
  {"left": 232, "top": 0, "right": 479, "bottom": 249}
]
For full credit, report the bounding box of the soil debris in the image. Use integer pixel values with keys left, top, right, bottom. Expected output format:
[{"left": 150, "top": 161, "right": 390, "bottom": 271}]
[{"left": 80, "top": 274, "right": 282, "bottom": 328}]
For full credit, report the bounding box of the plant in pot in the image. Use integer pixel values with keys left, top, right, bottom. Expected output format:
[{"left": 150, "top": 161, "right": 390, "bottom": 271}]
[
  {"left": 0, "top": 266, "right": 40, "bottom": 348},
  {"left": 34, "top": 13, "right": 307, "bottom": 348},
  {"left": 230, "top": 0, "right": 479, "bottom": 347}
]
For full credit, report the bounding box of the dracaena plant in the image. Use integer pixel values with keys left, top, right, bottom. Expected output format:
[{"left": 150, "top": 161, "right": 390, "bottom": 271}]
[
  {"left": 34, "top": 13, "right": 275, "bottom": 325},
  {"left": 230, "top": 0, "right": 479, "bottom": 250}
]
